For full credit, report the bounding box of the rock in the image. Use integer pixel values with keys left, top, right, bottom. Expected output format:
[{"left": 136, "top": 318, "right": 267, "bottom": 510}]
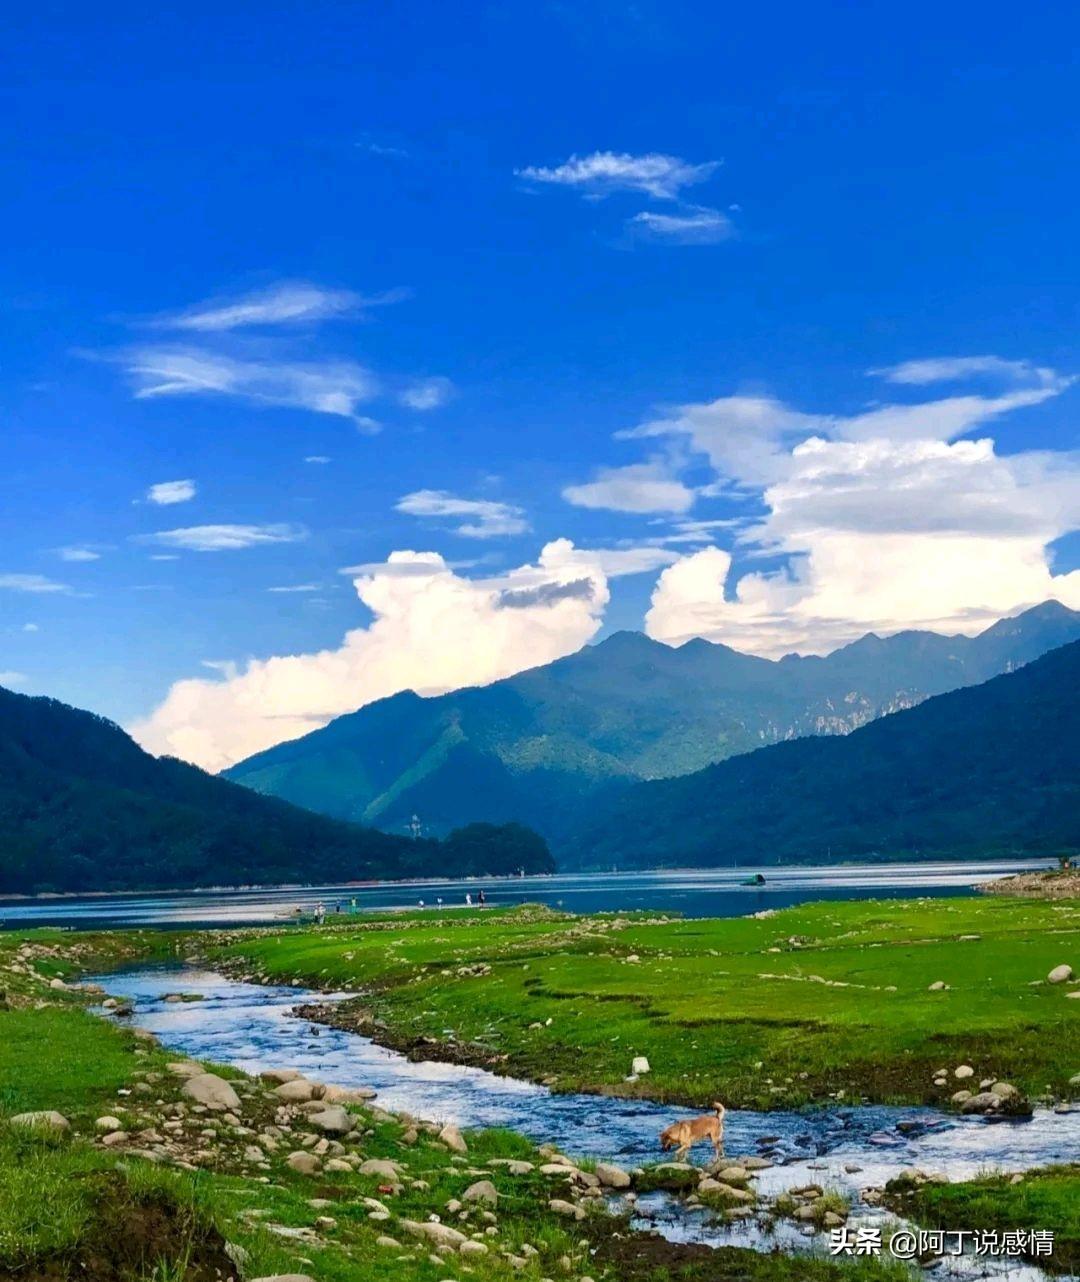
[
  {"left": 438, "top": 1123, "right": 468, "bottom": 1153},
  {"left": 953, "top": 1064, "right": 974, "bottom": 1080},
  {"left": 951, "top": 1090, "right": 972, "bottom": 1104},
  {"left": 274, "top": 1079, "right": 318, "bottom": 1102},
  {"left": 166, "top": 1061, "right": 204, "bottom": 1077},
  {"left": 490, "top": 1159, "right": 534, "bottom": 1175},
  {"left": 101, "top": 1131, "right": 129, "bottom": 1146},
  {"left": 358, "top": 1159, "right": 403, "bottom": 1179},
  {"left": 49, "top": 977, "right": 68, "bottom": 990},
  {"left": 95, "top": 1115, "right": 123, "bottom": 1131},
  {"left": 181, "top": 1073, "right": 242, "bottom": 1112},
  {"left": 307, "top": 1106, "right": 354, "bottom": 1136},
  {"left": 741, "top": 1156, "right": 773, "bottom": 1170},
  {"left": 324, "top": 1158, "right": 352, "bottom": 1172},
  {"left": 631, "top": 1056, "right": 650, "bottom": 1075},
  {"left": 321, "top": 1083, "right": 377, "bottom": 1104},
  {"left": 376, "top": 1235, "right": 401, "bottom": 1248},
  {"left": 990, "top": 1081, "right": 1020, "bottom": 1099},
  {"left": 927, "top": 981, "right": 947, "bottom": 991},
  {"left": 286, "top": 1150, "right": 322, "bottom": 1175},
  {"left": 595, "top": 1162, "right": 631, "bottom": 1189},
  {"left": 250, "top": 1275, "right": 317, "bottom": 1282},
  {"left": 400, "top": 1219, "right": 468, "bottom": 1248},
  {"left": 1048, "top": 964, "right": 1075, "bottom": 984},
  {"left": 260, "top": 1069, "right": 302, "bottom": 1084},
  {"left": 462, "top": 1179, "right": 498, "bottom": 1205},
  {"left": 824, "top": 1211, "right": 846, "bottom": 1227},
  {"left": 716, "top": 1165, "right": 748, "bottom": 1183},
  {"left": 959, "top": 1091, "right": 1000, "bottom": 1114},
  {"left": 460, "top": 1240, "right": 490, "bottom": 1255},
  {"left": 548, "top": 1198, "right": 585, "bottom": 1220},
  {"left": 9, "top": 1110, "right": 69, "bottom": 1132}
]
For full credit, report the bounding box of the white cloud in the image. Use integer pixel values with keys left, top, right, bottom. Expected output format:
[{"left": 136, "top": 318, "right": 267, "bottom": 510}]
[
  {"left": 122, "top": 348, "right": 379, "bottom": 424},
  {"left": 304, "top": 455, "right": 331, "bottom": 464},
  {"left": 563, "top": 462, "right": 695, "bottom": 513},
  {"left": 147, "top": 479, "right": 196, "bottom": 505},
  {"left": 132, "top": 540, "right": 610, "bottom": 770},
  {"left": 267, "top": 583, "right": 322, "bottom": 593},
  {"left": 153, "top": 281, "right": 407, "bottom": 332},
  {"left": 640, "top": 366, "right": 1080, "bottom": 656},
  {"left": 139, "top": 524, "right": 307, "bottom": 553},
  {"left": 518, "top": 151, "right": 719, "bottom": 200},
  {"left": 0, "top": 671, "right": 27, "bottom": 687},
  {"left": 629, "top": 206, "right": 735, "bottom": 245},
  {"left": 577, "top": 545, "right": 681, "bottom": 577},
  {"left": 395, "top": 490, "right": 529, "bottom": 538},
  {"left": 399, "top": 377, "right": 454, "bottom": 410},
  {"left": 0, "top": 573, "right": 70, "bottom": 593},
  {"left": 870, "top": 355, "right": 1060, "bottom": 387},
  {"left": 57, "top": 546, "right": 101, "bottom": 562}
]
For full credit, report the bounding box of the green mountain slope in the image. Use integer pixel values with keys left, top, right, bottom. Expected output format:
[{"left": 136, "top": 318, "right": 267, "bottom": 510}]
[
  {"left": 0, "top": 686, "right": 553, "bottom": 894},
  {"left": 225, "top": 602, "right": 1080, "bottom": 838},
  {"left": 566, "top": 639, "right": 1080, "bottom": 868}
]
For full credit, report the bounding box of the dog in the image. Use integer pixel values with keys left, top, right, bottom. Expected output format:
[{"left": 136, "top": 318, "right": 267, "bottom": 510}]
[{"left": 658, "top": 1101, "right": 726, "bottom": 1162}]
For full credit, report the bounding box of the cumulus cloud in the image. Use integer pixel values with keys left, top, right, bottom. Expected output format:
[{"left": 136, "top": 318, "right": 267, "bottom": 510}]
[
  {"left": 629, "top": 206, "right": 735, "bottom": 245},
  {"left": 563, "top": 461, "right": 695, "bottom": 513},
  {"left": 138, "top": 524, "right": 307, "bottom": 553},
  {"left": 132, "top": 540, "right": 611, "bottom": 770},
  {"left": 122, "top": 348, "right": 379, "bottom": 425},
  {"left": 152, "top": 281, "right": 408, "bottom": 331},
  {"left": 517, "top": 151, "right": 719, "bottom": 200},
  {"left": 0, "top": 573, "right": 70, "bottom": 593},
  {"left": 640, "top": 365, "right": 1080, "bottom": 656},
  {"left": 395, "top": 490, "right": 529, "bottom": 538},
  {"left": 147, "top": 479, "right": 196, "bottom": 505}
]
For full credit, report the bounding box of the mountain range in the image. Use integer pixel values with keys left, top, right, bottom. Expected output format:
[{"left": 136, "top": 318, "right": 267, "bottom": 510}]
[
  {"left": 566, "top": 637, "right": 1080, "bottom": 868},
  {"left": 0, "top": 686, "right": 553, "bottom": 895},
  {"left": 224, "top": 601, "right": 1080, "bottom": 840}
]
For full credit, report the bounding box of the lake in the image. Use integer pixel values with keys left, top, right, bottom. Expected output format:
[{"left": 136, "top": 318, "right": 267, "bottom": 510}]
[{"left": 0, "top": 857, "right": 1046, "bottom": 929}]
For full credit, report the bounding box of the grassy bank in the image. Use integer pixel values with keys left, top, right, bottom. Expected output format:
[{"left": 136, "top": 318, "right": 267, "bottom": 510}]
[
  {"left": 885, "top": 1165, "right": 1080, "bottom": 1275},
  {"left": 207, "top": 896, "right": 1080, "bottom": 1109},
  {"left": 1, "top": 928, "right": 916, "bottom": 1282}
]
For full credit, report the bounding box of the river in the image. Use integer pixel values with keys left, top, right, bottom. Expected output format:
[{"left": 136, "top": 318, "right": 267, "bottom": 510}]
[
  {"left": 2, "top": 858, "right": 1048, "bottom": 929},
  {"left": 94, "top": 963, "right": 1079, "bottom": 1282}
]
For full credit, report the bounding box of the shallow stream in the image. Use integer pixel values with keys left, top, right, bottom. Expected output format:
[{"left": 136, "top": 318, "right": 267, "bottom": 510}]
[{"left": 94, "top": 966, "right": 1080, "bottom": 1281}]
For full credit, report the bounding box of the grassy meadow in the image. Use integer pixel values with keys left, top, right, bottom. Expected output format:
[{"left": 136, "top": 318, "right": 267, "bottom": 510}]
[{"left": 208, "top": 896, "right": 1080, "bottom": 1109}]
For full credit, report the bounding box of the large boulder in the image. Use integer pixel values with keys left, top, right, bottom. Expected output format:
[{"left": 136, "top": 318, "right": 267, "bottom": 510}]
[
  {"left": 462, "top": 1179, "right": 498, "bottom": 1205},
  {"left": 274, "top": 1079, "right": 320, "bottom": 1103},
  {"left": 1048, "top": 964, "right": 1075, "bottom": 984},
  {"left": 181, "top": 1073, "right": 242, "bottom": 1112},
  {"left": 595, "top": 1162, "right": 631, "bottom": 1189},
  {"left": 358, "top": 1158, "right": 403, "bottom": 1179},
  {"left": 438, "top": 1123, "right": 468, "bottom": 1153}
]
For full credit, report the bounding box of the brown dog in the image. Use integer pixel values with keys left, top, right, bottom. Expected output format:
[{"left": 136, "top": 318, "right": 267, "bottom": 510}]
[{"left": 659, "top": 1101, "right": 726, "bottom": 1162}]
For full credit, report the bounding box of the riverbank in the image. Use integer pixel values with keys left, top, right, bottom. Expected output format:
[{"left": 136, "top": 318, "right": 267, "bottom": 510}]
[
  {"left": 1, "top": 928, "right": 920, "bottom": 1282},
  {"left": 204, "top": 896, "right": 1080, "bottom": 1111},
  {"left": 979, "top": 870, "right": 1080, "bottom": 900}
]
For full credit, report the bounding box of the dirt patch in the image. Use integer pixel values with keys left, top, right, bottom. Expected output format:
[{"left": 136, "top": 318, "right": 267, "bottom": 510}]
[
  {"left": 594, "top": 1230, "right": 861, "bottom": 1280},
  {"left": 1, "top": 1176, "right": 236, "bottom": 1282}
]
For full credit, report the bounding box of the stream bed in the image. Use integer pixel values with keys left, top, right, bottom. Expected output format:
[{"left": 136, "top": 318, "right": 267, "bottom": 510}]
[{"left": 94, "top": 965, "right": 1080, "bottom": 1281}]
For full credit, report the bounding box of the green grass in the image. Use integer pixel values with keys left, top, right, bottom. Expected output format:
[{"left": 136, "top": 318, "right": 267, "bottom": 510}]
[
  {"left": 887, "top": 1165, "right": 1080, "bottom": 1274},
  {"left": 209, "top": 895, "right": 1080, "bottom": 1108}
]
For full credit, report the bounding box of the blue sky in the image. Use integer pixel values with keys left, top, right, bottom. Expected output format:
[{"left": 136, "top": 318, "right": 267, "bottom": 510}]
[{"left": 3, "top": 1, "right": 1079, "bottom": 769}]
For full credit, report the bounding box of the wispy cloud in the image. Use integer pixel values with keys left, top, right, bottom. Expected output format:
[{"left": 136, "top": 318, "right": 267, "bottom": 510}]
[
  {"left": 56, "top": 545, "right": 102, "bottom": 563},
  {"left": 517, "top": 151, "right": 719, "bottom": 200},
  {"left": 151, "top": 281, "right": 409, "bottom": 332},
  {"left": 267, "top": 583, "right": 322, "bottom": 593},
  {"left": 0, "top": 573, "right": 70, "bottom": 593},
  {"left": 629, "top": 205, "right": 735, "bottom": 245},
  {"left": 870, "top": 355, "right": 1062, "bottom": 387},
  {"left": 0, "top": 671, "right": 27, "bottom": 687},
  {"left": 122, "top": 348, "right": 379, "bottom": 425},
  {"left": 395, "top": 490, "right": 529, "bottom": 538},
  {"left": 147, "top": 479, "right": 196, "bottom": 505},
  {"left": 304, "top": 455, "right": 332, "bottom": 465},
  {"left": 399, "top": 376, "right": 454, "bottom": 410},
  {"left": 138, "top": 524, "right": 308, "bottom": 552}
]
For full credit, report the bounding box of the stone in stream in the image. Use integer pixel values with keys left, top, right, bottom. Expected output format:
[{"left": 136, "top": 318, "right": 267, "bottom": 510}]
[
  {"left": 181, "top": 1073, "right": 242, "bottom": 1112},
  {"left": 9, "top": 1110, "right": 70, "bottom": 1132},
  {"left": 594, "top": 1162, "right": 631, "bottom": 1189}
]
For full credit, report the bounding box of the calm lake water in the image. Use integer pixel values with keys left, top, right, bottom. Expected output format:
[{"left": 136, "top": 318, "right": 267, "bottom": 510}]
[{"left": 1, "top": 858, "right": 1047, "bottom": 929}]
